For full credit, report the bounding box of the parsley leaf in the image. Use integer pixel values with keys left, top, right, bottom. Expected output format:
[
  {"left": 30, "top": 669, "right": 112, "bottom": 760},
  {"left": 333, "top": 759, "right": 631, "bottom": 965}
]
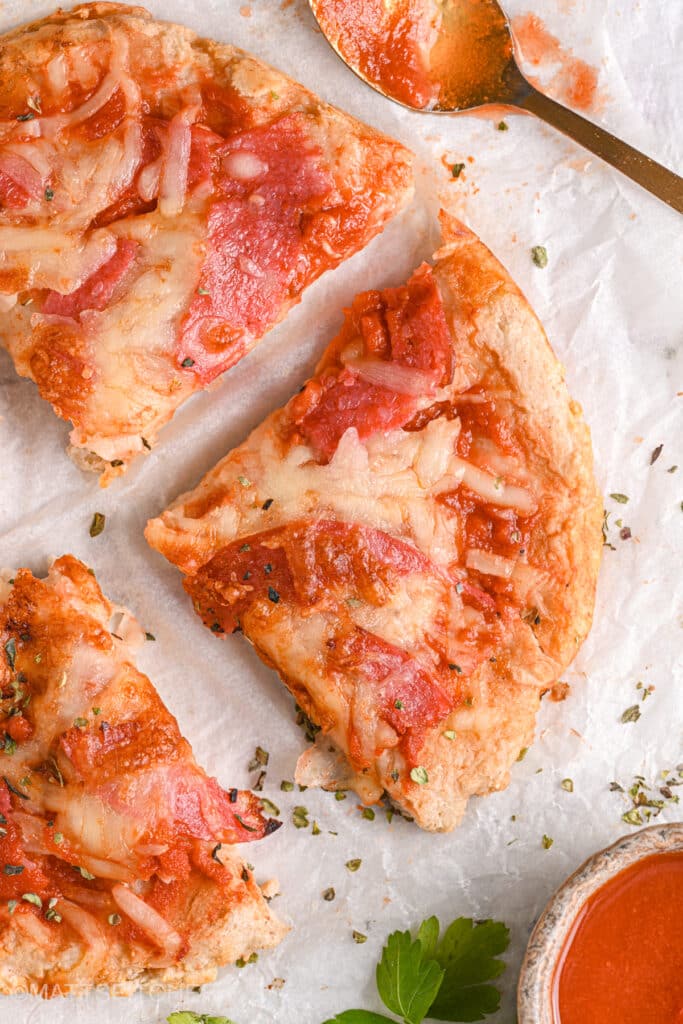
[
  {"left": 417, "top": 916, "right": 440, "bottom": 961},
  {"left": 167, "top": 1014, "right": 237, "bottom": 1024},
  {"left": 376, "top": 929, "right": 444, "bottom": 1024},
  {"left": 323, "top": 1014, "right": 398, "bottom": 1024},
  {"left": 427, "top": 918, "right": 510, "bottom": 1022}
]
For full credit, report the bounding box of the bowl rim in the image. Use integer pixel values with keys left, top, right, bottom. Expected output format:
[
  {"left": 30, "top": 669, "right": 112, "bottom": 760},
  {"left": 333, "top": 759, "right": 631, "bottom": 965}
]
[{"left": 517, "top": 820, "right": 683, "bottom": 1023}]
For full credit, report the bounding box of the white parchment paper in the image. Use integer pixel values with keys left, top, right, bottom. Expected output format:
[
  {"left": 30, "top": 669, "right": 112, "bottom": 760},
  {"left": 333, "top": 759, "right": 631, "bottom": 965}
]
[{"left": 1, "top": 1, "right": 682, "bottom": 1021}]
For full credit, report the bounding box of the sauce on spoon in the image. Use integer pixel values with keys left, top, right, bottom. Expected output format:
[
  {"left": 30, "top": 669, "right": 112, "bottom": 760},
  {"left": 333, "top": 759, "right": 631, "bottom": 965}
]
[{"left": 310, "top": 0, "right": 514, "bottom": 110}]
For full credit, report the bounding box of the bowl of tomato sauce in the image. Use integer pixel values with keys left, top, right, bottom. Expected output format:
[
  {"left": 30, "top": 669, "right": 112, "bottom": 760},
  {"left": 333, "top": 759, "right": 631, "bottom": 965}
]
[{"left": 517, "top": 822, "right": 683, "bottom": 1024}]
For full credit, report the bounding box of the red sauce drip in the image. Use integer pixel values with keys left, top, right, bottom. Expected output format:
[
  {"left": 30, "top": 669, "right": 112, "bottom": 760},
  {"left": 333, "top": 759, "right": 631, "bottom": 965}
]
[{"left": 553, "top": 851, "right": 683, "bottom": 1024}]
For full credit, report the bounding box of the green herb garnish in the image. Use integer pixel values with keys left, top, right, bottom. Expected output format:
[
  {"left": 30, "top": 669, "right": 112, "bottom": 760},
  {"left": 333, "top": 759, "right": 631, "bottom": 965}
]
[
  {"left": 324, "top": 914, "right": 510, "bottom": 1024},
  {"left": 531, "top": 245, "right": 548, "bottom": 268},
  {"left": 4, "top": 638, "right": 16, "bottom": 670},
  {"left": 89, "top": 512, "right": 106, "bottom": 537},
  {"left": 292, "top": 805, "right": 309, "bottom": 829},
  {"left": 167, "top": 1014, "right": 237, "bottom": 1024},
  {"left": 260, "top": 798, "right": 280, "bottom": 818}
]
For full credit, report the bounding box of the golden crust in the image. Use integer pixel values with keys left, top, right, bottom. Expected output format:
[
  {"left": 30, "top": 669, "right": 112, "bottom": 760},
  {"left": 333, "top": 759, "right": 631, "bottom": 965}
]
[
  {"left": 147, "top": 215, "right": 603, "bottom": 832},
  {"left": 389, "top": 214, "right": 602, "bottom": 830},
  {"left": 0, "top": 849, "right": 287, "bottom": 996}
]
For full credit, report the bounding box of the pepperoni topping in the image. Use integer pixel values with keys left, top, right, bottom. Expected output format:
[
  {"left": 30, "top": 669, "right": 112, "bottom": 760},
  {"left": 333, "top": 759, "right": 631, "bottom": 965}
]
[
  {"left": 289, "top": 371, "right": 416, "bottom": 463},
  {"left": 42, "top": 238, "right": 138, "bottom": 318},
  {"left": 177, "top": 114, "right": 333, "bottom": 383},
  {"left": 81, "top": 87, "right": 126, "bottom": 141},
  {"left": 290, "top": 264, "right": 452, "bottom": 460},
  {"left": 185, "top": 518, "right": 432, "bottom": 634},
  {"left": 59, "top": 706, "right": 182, "bottom": 787},
  {"left": 329, "top": 626, "right": 455, "bottom": 738},
  {"left": 57, "top": 690, "right": 272, "bottom": 844},
  {"left": 0, "top": 812, "right": 53, "bottom": 904}
]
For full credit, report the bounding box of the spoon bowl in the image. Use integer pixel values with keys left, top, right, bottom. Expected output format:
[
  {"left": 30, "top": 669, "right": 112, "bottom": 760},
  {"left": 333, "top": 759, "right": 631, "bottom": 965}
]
[{"left": 309, "top": 0, "right": 683, "bottom": 212}]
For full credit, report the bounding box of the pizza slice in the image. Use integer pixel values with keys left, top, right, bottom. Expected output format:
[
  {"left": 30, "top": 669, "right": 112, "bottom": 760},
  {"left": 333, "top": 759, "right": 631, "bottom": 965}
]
[
  {"left": 0, "top": 3, "right": 413, "bottom": 484},
  {"left": 146, "top": 214, "right": 603, "bottom": 833},
  {"left": 0, "top": 555, "right": 286, "bottom": 995}
]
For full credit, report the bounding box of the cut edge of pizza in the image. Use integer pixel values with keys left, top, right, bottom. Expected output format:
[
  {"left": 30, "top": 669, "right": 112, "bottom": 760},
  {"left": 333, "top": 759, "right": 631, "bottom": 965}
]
[
  {"left": 0, "top": 555, "right": 287, "bottom": 996},
  {"left": 0, "top": 2, "right": 413, "bottom": 485},
  {"left": 145, "top": 211, "right": 603, "bottom": 833}
]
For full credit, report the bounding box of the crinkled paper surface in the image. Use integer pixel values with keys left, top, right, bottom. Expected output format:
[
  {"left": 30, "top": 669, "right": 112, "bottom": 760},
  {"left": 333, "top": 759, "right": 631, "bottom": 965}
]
[{"left": 0, "top": 0, "right": 682, "bottom": 1021}]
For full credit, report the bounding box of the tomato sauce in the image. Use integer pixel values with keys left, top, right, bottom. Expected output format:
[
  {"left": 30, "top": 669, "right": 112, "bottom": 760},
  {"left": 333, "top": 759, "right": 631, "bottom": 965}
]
[
  {"left": 553, "top": 852, "right": 683, "bottom": 1024},
  {"left": 312, "top": 0, "right": 513, "bottom": 111},
  {"left": 311, "top": 0, "right": 438, "bottom": 108}
]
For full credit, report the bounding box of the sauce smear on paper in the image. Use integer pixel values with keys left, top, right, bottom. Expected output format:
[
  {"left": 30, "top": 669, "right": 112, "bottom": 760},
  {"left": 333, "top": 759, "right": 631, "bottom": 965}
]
[
  {"left": 512, "top": 13, "right": 598, "bottom": 111},
  {"left": 552, "top": 851, "right": 683, "bottom": 1024}
]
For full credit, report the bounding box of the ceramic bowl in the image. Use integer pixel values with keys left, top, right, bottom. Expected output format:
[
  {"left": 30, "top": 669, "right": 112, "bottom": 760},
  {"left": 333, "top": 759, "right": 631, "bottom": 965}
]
[{"left": 517, "top": 821, "right": 683, "bottom": 1023}]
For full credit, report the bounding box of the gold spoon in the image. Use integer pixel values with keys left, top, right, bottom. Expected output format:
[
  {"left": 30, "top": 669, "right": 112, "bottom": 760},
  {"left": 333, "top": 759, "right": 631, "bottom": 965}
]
[{"left": 309, "top": 0, "right": 683, "bottom": 214}]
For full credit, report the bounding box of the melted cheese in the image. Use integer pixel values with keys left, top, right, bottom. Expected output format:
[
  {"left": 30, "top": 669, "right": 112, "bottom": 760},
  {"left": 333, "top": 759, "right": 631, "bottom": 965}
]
[{"left": 73, "top": 209, "right": 205, "bottom": 459}]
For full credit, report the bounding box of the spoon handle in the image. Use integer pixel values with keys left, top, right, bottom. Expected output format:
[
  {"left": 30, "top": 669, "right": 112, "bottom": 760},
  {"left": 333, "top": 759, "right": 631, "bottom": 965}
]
[{"left": 518, "top": 86, "right": 683, "bottom": 214}]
